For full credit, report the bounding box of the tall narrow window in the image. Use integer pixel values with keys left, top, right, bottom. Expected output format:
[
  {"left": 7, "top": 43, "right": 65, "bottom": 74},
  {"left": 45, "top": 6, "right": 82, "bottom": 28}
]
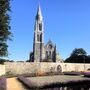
[
  {"left": 49, "top": 51, "right": 51, "bottom": 59},
  {"left": 37, "top": 34, "right": 39, "bottom": 41},
  {"left": 39, "top": 23, "right": 42, "bottom": 31},
  {"left": 40, "top": 34, "right": 42, "bottom": 42},
  {"left": 46, "top": 51, "right": 48, "bottom": 59}
]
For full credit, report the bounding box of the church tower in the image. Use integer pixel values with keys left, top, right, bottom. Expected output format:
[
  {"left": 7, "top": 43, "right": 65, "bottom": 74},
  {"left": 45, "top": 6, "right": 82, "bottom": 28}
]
[{"left": 33, "top": 5, "right": 45, "bottom": 62}]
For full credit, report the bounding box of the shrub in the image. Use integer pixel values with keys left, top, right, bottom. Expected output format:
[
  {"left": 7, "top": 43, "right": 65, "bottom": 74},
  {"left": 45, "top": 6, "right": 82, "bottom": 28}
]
[{"left": 36, "top": 70, "right": 46, "bottom": 76}]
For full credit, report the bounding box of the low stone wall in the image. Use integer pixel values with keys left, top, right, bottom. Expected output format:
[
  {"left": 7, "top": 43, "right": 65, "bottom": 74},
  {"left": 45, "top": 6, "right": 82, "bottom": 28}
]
[
  {"left": 0, "top": 65, "right": 5, "bottom": 76},
  {"left": 5, "top": 62, "right": 40, "bottom": 75},
  {"left": 5, "top": 62, "right": 90, "bottom": 75}
]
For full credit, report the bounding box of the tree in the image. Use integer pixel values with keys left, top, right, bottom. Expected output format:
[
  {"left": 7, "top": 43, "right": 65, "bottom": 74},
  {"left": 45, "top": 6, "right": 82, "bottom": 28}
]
[
  {"left": 0, "top": 0, "right": 12, "bottom": 61},
  {"left": 65, "top": 48, "right": 87, "bottom": 63},
  {"left": 86, "top": 55, "right": 90, "bottom": 63},
  {"left": 70, "top": 48, "right": 87, "bottom": 57}
]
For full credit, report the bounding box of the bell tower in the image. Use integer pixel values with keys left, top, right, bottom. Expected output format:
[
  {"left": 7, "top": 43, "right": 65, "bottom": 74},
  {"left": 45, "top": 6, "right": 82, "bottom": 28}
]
[{"left": 33, "top": 4, "right": 45, "bottom": 62}]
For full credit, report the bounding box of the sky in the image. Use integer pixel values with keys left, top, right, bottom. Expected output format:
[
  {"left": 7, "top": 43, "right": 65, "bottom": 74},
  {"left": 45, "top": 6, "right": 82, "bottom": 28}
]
[{"left": 8, "top": 0, "right": 90, "bottom": 61}]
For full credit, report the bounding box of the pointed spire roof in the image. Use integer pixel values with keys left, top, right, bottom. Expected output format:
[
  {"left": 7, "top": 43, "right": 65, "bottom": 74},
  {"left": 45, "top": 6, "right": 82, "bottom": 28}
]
[
  {"left": 36, "top": 4, "right": 43, "bottom": 20},
  {"left": 38, "top": 4, "right": 42, "bottom": 16}
]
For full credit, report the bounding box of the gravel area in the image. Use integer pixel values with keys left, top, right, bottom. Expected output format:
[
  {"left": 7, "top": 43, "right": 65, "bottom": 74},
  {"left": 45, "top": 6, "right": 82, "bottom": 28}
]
[{"left": 27, "top": 75, "right": 90, "bottom": 87}]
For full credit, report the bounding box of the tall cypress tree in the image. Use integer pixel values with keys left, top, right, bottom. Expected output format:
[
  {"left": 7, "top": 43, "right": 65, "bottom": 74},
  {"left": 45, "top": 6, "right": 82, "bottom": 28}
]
[{"left": 0, "top": 0, "right": 11, "bottom": 58}]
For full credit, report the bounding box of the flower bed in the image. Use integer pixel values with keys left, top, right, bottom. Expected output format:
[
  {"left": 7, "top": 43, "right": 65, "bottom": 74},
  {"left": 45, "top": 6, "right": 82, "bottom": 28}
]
[
  {"left": 63, "top": 71, "right": 82, "bottom": 75},
  {"left": 0, "top": 76, "right": 6, "bottom": 90},
  {"left": 81, "top": 71, "right": 90, "bottom": 77}
]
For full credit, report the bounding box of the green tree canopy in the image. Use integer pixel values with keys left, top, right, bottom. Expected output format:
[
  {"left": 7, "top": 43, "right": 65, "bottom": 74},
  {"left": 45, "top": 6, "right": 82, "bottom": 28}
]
[
  {"left": 64, "top": 48, "right": 88, "bottom": 63},
  {"left": 0, "top": 0, "right": 12, "bottom": 58},
  {"left": 70, "top": 48, "right": 87, "bottom": 57}
]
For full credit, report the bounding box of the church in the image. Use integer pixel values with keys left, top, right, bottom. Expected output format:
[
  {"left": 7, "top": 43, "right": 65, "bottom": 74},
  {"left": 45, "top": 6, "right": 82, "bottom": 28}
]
[{"left": 30, "top": 5, "right": 62, "bottom": 62}]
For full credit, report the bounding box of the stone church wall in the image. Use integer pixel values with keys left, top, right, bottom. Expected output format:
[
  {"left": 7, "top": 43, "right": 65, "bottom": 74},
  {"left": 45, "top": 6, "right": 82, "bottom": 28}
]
[{"left": 5, "top": 62, "right": 90, "bottom": 75}]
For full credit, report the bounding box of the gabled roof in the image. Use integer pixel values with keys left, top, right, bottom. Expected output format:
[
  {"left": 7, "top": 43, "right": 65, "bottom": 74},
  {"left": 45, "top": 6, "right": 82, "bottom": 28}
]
[{"left": 45, "top": 40, "right": 55, "bottom": 48}]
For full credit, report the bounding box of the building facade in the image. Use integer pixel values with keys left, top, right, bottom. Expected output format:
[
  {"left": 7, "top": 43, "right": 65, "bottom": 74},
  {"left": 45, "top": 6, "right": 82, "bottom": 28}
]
[{"left": 30, "top": 5, "right": 62, "bottom": 62}]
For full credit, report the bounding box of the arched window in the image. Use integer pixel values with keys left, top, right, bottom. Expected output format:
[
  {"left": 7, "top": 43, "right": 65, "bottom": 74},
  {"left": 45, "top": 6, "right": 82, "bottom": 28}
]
[{"left": 46, "top": 51, "right": 52, "bottom": 59}]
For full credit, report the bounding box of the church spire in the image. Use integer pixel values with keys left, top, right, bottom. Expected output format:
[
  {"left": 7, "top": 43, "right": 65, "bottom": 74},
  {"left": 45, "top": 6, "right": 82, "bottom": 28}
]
[
  {"left": 33, "top": 3, "right": 45, "bottom": 62},
  {"left": 36, "top": 4, "right": 42, "bottom": 21}
]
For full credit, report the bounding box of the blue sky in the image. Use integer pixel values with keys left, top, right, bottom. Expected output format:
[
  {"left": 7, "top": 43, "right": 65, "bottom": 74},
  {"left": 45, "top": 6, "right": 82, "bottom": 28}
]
[{"left": 8, "top": 0, "right": 90, "bottom": 61}]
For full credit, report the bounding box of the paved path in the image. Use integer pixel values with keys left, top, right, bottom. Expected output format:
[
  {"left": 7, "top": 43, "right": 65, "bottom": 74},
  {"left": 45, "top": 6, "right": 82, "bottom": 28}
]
[{"left": 7, "top": 77, "right": 29, "bottom": 90}]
